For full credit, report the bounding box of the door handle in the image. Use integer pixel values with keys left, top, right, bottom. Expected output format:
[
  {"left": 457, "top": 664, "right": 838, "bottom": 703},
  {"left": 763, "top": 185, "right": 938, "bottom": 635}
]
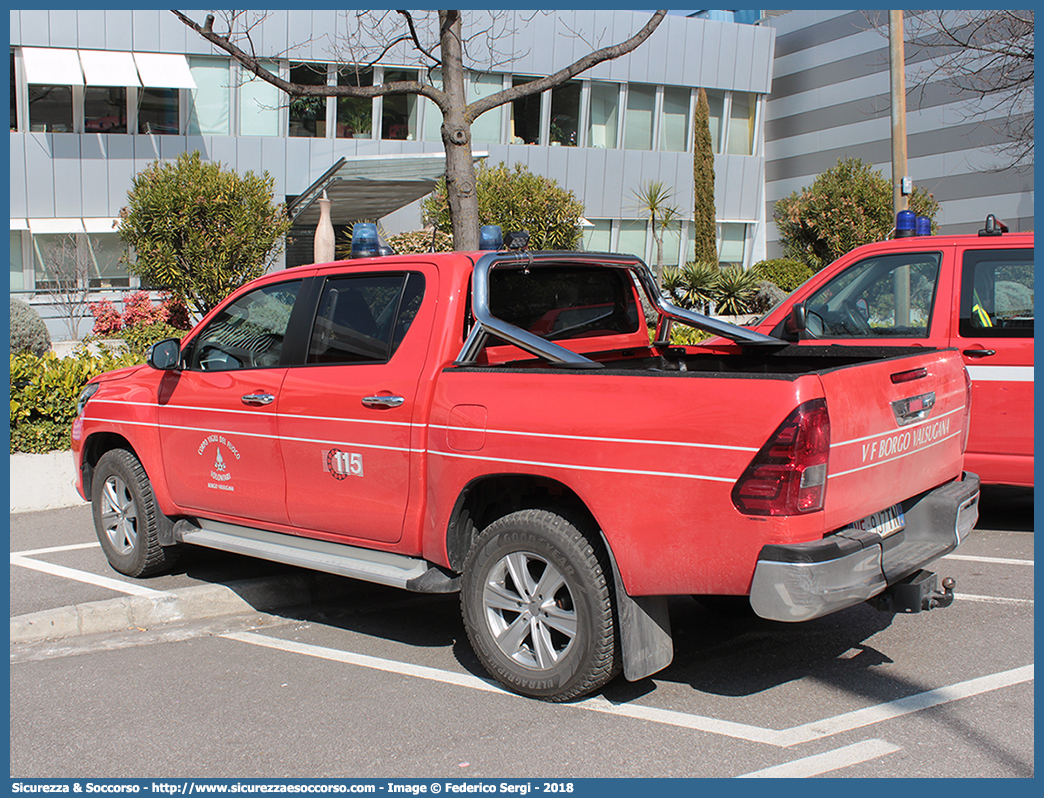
[
  {"left": 241, "top": 393, "right": 275, "bottom": 405},
  {"left": 962, "top": 349, "right": 997, "bottom": 359},
  {"left": 362, "top": 395, "right": 405, "bottom": 408}
]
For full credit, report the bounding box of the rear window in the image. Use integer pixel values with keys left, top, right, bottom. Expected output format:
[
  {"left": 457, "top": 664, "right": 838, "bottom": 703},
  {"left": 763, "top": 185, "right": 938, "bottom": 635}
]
[{"left": 488, "top": 265, "right": 641, "bottom": 341}]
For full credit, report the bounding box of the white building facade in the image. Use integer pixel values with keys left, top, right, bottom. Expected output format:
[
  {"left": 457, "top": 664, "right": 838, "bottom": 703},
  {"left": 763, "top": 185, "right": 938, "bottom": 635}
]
[
  {"left": 763, "top": 9, "right": 1034, "bottom": 257},
  {"left": 9, "top": 9, "right": 776, "bottom": 339}
]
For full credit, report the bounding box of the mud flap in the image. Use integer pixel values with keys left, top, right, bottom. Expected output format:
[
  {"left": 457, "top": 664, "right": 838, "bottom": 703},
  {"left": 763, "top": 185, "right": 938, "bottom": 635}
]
[{"left": 607, "top": 551, "right": 673, "bottom": 681}]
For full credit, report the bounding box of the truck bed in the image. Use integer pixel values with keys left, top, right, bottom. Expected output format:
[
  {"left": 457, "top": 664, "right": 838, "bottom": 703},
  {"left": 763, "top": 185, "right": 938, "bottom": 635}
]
[{"left": 461, "top": 344, "right": 941, "bottom": 377}]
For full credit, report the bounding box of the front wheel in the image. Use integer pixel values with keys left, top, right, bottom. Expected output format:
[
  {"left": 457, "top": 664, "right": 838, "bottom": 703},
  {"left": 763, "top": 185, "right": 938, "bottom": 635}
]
[
  {"left": 460, "top": 509, "right": 618, "bottom": 701},
  {"left": 92, "top": 448, "right": 179, "bottom": 578}
]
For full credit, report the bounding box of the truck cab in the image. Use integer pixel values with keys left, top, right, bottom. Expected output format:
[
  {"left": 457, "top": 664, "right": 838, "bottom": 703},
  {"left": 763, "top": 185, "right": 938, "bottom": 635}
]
[{"left": 749, "top": 216, "right": 1033, "bottom": 487}]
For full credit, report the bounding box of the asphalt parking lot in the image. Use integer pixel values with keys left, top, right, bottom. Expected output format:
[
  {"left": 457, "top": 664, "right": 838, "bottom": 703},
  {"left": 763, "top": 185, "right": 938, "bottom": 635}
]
[{"left": 9, "top": 488, "right": 1034, "bottom": 779}]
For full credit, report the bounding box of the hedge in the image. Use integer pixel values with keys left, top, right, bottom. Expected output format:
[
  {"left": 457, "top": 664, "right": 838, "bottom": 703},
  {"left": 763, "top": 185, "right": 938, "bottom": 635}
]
[{"left": 10, "top": 349, "right": 142, "bottom": 454}]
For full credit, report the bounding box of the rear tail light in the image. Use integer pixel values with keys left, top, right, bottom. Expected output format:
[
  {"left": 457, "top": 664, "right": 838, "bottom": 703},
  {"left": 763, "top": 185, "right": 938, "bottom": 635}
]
[
  {"left": 732, "top": 398, "right": 831, "bottom": 516},
  {"left": 962, "top": 367, "right": 973, "bottom": 454}
]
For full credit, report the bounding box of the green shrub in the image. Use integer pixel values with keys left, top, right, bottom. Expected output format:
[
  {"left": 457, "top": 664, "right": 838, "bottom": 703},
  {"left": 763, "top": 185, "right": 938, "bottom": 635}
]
[
  {"left": 118, "top": 151, "right": 293, "bottom": 317},
  {"left": 10, "top": 349, "right": 142, "bottom": 453},
  {"left": 10, "top": 298, "right": 51, "bottom": 357},
  {"left": 10, "top": 420, "right": 70, "bottom": 454},
  {"left": 386, "top": 229, "right": 454, "bottom": 255},
  {"left": 773, "top": 157, "right": 939, "bottom": 270},
  {"left": 423, "top": 162, "right": 586, "bottom": 250},
  {"left": 749, "top": 280, "right": 788, "bottom": 314},
  {"left": 750, "top": 258, "right": 815, "bottom": 292},
  {"left": 670, "top": 326, "right": 712, "bottom": 345},
  {"left": 119, "top": 321, "right": 186, "bottom": 359}
]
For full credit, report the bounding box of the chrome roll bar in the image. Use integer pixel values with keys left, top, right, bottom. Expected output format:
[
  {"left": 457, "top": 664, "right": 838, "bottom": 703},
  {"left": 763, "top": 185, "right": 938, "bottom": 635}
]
[{"left": 455, "top": 251, "right": 779, "bottom": 369}]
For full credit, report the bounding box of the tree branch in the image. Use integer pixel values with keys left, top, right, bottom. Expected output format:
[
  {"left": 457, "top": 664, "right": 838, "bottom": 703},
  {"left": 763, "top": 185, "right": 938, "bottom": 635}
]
[
  {"left": 397, "top": 9, "right": 441, "bottom": 65},
  {"left": 466, "top": 10, "right": 668, "bottom": 121},
  {"left": 171, "top": 9, "right": 445, "bottom": 103}
]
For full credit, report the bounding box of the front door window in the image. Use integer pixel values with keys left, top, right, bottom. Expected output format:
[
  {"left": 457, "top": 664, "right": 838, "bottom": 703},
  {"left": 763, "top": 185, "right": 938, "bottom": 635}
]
[{"left": 803, "top": 253, "right": 942, "bottom": 338}]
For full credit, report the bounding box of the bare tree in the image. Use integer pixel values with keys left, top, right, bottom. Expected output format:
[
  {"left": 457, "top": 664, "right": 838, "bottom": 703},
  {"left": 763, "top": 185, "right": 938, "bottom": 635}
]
[
  {"left": 172, "top": 9, "right": 667, "bottom": 249},
  {"left": 36, "top": 234, "right": 97, "bottom": 340},
  {"left": 891, "top": 10, "right": 1034, "bottom": 170}
]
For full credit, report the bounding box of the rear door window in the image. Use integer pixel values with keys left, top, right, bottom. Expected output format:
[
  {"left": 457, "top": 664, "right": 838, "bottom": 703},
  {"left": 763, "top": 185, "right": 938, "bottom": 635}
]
[
  {"left": 959, "top": 249, "right": 1034, "bottom": 338},
  {"left": 306, "top": 272, "right": 425, "bottom": 364}
]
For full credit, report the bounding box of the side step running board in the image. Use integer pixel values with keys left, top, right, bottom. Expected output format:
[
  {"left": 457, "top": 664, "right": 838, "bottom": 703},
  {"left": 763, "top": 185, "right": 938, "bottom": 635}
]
[{"left": 173, "top": 518, "right": 459, "bottom": 594}]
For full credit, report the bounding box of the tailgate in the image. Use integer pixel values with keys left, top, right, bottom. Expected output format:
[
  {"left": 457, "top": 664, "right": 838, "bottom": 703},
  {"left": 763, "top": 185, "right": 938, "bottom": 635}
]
[{"left": 819, "top": 349, "right": 968, "bottom": 530}]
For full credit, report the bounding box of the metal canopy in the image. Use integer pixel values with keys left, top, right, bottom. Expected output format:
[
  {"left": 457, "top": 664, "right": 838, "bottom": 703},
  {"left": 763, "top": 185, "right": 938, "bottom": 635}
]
[{"left": 288, "top": 151, "right": 488, "bottom": 228}]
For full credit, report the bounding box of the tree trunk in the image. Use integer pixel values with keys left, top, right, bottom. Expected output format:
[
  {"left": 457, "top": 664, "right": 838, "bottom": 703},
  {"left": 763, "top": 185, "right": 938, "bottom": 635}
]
[{"left": 439, "top": 11, "right": 479, "bottom": 251}]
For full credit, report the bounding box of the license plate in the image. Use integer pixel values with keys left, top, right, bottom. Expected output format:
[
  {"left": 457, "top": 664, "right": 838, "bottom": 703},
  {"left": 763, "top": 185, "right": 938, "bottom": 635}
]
[{"left": 846, "top": 504, "right": 906, "bottom": 538}]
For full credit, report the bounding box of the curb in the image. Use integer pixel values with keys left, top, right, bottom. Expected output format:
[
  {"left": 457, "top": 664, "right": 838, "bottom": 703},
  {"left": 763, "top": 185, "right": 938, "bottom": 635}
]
[
  {"left": 10, "top": 572, "right": 352, "bottom": 645},
  {"left": 10, "top": 451, "right": 88, "bottom": 514}
]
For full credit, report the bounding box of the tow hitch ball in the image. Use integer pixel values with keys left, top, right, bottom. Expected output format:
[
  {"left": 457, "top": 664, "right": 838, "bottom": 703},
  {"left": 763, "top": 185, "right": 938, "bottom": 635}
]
[{"left": 869, "top": 571, "right": 956, "bottom": 613}]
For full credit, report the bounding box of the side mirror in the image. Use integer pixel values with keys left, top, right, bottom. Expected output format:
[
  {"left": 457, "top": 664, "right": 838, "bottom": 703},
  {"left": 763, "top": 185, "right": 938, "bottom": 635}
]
[
  {"left": 784, "top": 303, "right": 807, "bottom": 337},
  {"left": 147, "top": 338, "right": 182, "bottom": 371}
]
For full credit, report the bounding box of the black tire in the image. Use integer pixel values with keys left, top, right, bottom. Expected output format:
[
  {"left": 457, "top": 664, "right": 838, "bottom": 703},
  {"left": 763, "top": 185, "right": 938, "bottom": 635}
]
[
  {"left": 91, "top": 448, "right": 179, "bottom": 578},
  {"left": 460, "top": 508, "right": 618, "bottom": 702}
]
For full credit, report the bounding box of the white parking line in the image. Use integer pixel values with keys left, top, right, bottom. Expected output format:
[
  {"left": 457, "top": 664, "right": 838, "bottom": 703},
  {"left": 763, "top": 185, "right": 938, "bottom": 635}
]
[
  {"left": 9, "top": 554, "right": 172, "bottom": 598},
  {"left": 944, "top": 554, "right": 1033, "bottom": 567},
  {"left": 12, "top": 542, "right": 101, "bottom": 557},
  {"left": 736, "top": 739, "right": 901, "bottom": 778},
  {"left": 222, "top": 631, "right": 1034, "bottom": 748},
  {"left": 958, "top": 594, "right": 1034, "bottom": 607}
]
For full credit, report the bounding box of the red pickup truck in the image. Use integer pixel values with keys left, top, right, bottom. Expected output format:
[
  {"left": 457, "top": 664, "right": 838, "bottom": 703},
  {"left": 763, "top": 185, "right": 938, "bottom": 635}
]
[
  {"left": 743, "top": 216, "right": 1033, "bottom": 488},
  {"left": 72, "top": 248, "right": 980, "bottom": 701}
]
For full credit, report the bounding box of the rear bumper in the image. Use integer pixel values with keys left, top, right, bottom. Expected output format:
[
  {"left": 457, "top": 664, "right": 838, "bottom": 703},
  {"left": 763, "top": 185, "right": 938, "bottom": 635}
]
[{"left": 749, "top": 472, "right": 980, "bottom": 622}]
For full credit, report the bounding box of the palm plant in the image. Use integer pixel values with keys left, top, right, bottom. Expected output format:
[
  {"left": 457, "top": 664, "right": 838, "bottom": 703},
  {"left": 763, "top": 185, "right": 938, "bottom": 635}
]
[
  {"left": 681, "top": 261, "right": 719, "bottom": 314},
  {"left": 713, "top": 266, "right": 760, "bottom": 315},
  {"left": 660, "top": 265, "right": 687, "bottom": 305},
  {"left": 632, "top": 180, "right": 680, "bottom": 284}
]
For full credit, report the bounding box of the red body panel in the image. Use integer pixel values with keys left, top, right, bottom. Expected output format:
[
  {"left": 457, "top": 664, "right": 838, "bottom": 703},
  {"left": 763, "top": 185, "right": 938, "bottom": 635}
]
[
  {"left": 746, "top": 232, "right": 1033, "bottom": 487},
  {"left": 73, "top": 250, "right": 973, "bottom": 599}
]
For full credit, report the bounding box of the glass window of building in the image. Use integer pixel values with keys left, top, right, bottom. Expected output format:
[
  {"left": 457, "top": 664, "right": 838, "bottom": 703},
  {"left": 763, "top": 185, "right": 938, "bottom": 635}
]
[
  {"left": 704, "top": 89, "right": 725, "bottom": 153},
  {"left": 187, "top": 57, "right": 230, "bottom": 136},
  {"left": 581, "top": 220, "right": 612, "bottom": 252},
  {"left": 726, "top": 91, "right": 756, "bottom": 155},
  {"left": 549, "top": 80, "right": 580, "bottom": 147},
  {"left": 381, "top": 69, "right": 418, "bottom": 140},
  {"left": 660, "top": 221, "right": 683, "bottom": 267},
  {"left": 623, "top": 83, "right": 656, "bottom": 150},
  {"left": 617, "top": 220, "right": 648, "bottom": 260},
  {"left": 470, "top": 72, "right": 503, "bottom": 144},
  {"left": 510, "top": 77, "right": 541, "bottom": 144},
  {"left": 32, "top": 233, "right": 76, "bottom": 290},
  {"left": 587, "top": 82, "right": 619, "bottom": 149},
  {"left": 240, "top": 61, "right": 280, "bottom": 136},
  {"left": 11, "top": 232, "right": 24, "bottom": 291},
  {"left": 659, "top": 86, "right": 689, "bottom": 153},
  {"left": 28, "top": 85, "right": 74, "bottom": 132},
  {"left": 138, "top": 88, "right": 179, "bottom": 135},
  {"left": 336, "top": 66, "right": 373, "bottom": 139},
  {"left": 84, "top": 87, "right": 127, "bottom": 134},
  {"left": 87, "top": 234, "right": 130, "bottom": 289},
  {"left": 289, "top": 63, "right": 329, "bottom": 138},
  {"left": 10, "top": 52, "right": 17, "bottom": 131},
  {"left": 420, "top": 68, "right": 442, "bottom": 142},
  {"left": 718, "top": 223, "right": 747, "bottom": 268}
]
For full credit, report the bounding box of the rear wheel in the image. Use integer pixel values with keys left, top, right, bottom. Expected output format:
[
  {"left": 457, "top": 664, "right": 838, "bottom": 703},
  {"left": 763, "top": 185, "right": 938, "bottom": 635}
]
[
  {"left": 461, "top": 508, "right": 618, "bottom": 701},
  {"left": 92, "top": 449, "right": 179, "bottom": 577}
]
